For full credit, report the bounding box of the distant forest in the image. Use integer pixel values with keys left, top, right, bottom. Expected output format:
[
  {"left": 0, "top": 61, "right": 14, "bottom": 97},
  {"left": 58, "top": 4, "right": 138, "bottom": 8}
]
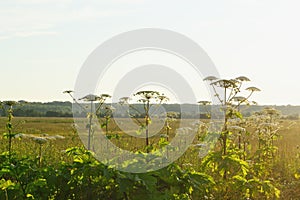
[{"left": 0, "top": 101, "right": 299, "bottom": 119}]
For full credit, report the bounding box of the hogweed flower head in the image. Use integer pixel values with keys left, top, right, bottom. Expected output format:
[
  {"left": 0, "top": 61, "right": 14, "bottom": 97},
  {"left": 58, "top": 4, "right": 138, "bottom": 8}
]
[
  {"left": 246, "top": 87, "right": 261, "bottom": 92},
  {"left": 135, "top": 90, "right": 160, "bottom": 100},
  {"left": 99, "top": 94, "right": 111, "bottom": 102},
  {"left": 63, "top": 90, "right": 73, "bottom": 94},
  {"left": 79, "top": 94, "right": 101, "bottom": 101},
  {"left": 119, "top": 97, "right": 130, "bottom": 105},
  {"left": 235, "top": 76, "right": 251, "bottom": 82},
  {"left": 158, "top": 95, "right": 169, "bottom": 102},
  {"left": 198, "top": 100, "right": 211, "bottom": 105},
  {"left": 203, "top": 76, "right": 218, "bottom": 81},
  {"left": 211, "top": 79, "right": 238, "bottom": 89}
]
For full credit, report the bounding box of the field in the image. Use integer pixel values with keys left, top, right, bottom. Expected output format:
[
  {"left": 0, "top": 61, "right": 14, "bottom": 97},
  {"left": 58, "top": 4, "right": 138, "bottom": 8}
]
[{"left": 1, "top": 116, "right": 300, "bottom": 199}]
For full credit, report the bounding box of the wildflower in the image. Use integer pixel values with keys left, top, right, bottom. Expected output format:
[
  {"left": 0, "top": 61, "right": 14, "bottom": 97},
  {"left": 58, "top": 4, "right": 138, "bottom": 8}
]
[
  {"left": 229, "top": 79, "right": 240, "bottom": 85},
  {"left": 119, "top": 97, "right": 130, "bottom": 104},
  {"left": 99, "top": 94, "right": 111, "bottom": 103},
  {"left": 211, "top": 79, "right": 237, "bottom": 88},
  {"left": 135, "top": 91, "right": 160, "bottom": 100},
  {"left": 198, "top": 100, "right": 211, "bottom": 105},
  {"left": 79, "top": 94, "right": 101, "bottom": 101},
  {"left": 100, "top": 94, "right": 111, "bottom": 98},
  {"left": 203, "top": 76, "right": 218, "bottom": 81},
  {"left": 158, "top": 95, "right": 169, "bottom": 102},
  {"left": 63, "top": 90, "right": 73, "bottom": 94},
  {"left": 235, "top": 76, "right": 250, "bottom": 82},
  {"left": 246, "top": 87, "right": 261, "bottom": 92}
]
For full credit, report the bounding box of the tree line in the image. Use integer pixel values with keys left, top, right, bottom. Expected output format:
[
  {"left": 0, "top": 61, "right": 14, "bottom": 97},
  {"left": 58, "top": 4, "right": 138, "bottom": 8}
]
[{"left": 0, "top": 101, "right": 299, "bottom": 119}]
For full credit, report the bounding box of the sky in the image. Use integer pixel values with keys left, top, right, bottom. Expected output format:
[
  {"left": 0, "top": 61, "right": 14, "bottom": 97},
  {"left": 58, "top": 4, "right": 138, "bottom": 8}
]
[{"left": 0, "top": 0, "right": 300, "bottom": 105}]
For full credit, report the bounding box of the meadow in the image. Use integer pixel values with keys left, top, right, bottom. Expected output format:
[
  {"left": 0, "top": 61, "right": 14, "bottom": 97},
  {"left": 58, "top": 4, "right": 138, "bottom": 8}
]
[
  {"left": 1, "top": 116, "right": 300, "bottom": 199},
  {"left": 1, "top": 77, "right": 300, "bottom": 199}
]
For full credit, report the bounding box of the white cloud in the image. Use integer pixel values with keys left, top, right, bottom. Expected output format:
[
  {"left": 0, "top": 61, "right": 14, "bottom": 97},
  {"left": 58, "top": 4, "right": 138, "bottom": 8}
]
[
  {"left": 8, "top": 0, "right": 73, "bottom": 5},
  {"left": 0, "top": 1, "right": 134, "bottom": 40},
  {"left": 14, "top": 31, "right": 58, "bottom": 37}
]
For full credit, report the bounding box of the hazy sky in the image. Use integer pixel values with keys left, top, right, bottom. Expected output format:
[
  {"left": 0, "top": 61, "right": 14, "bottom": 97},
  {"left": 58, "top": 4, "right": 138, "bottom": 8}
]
[{"left": 0, "top": 0, "right": 300, "bottom": 105}]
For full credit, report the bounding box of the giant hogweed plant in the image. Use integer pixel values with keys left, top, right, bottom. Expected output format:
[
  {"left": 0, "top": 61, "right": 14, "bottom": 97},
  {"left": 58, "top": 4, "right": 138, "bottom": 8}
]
[
  {"left": 63, "top": 91, "right": 111, "bottom": 151},
  {"left": 247, "top": 107, "right": 282, "bottom": 179},
  {"left": 198, "top": 76, "right": 280, "bottom": 199},
  {"left": 119, "top": 91, "right": 168, "bottom": 152},
  {"left": 1, "top": 101, "right": 23, "bottom": 157}
]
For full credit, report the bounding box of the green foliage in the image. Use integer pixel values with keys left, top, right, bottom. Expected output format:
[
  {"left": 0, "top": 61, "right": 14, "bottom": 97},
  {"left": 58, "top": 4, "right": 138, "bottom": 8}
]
[{"left": 0, "top": 147, "right": 215, "bottom": 200}]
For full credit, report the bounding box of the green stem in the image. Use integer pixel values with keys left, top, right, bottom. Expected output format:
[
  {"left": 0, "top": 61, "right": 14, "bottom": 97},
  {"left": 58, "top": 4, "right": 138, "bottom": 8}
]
[
  {"left": 39, "top": 144, "right": 43, "bottom": 167},
  {"left": 145, "top": 100, "right": 150, "bottom": 148},
  {"left": 7, "top": 106, "right": 13, "bottom": 157},
  {"left": 88, "top": 101, "right": 93, "bottom": 150}
]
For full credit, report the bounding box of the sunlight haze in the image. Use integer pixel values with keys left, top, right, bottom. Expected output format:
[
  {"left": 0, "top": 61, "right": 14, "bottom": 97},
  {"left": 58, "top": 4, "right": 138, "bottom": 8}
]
[{"left": 0, "top": 0, "right": 299, "bottom": 105}]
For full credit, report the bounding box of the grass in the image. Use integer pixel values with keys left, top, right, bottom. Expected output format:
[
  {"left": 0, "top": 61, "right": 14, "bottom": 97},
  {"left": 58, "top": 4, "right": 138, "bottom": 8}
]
[
  {"left": 0, "top": 117, "right": 82, "bottom": 164},
  {"left": 1, "top": 117, "right": 300, "bottom": 198}
]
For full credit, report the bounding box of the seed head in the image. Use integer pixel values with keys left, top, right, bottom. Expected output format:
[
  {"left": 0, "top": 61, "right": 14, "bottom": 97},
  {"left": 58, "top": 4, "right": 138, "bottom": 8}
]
[
  {"left": 211, "top": 79, "right": 237, "bottom": 88},
  {"left": 79, "top": 94, "right": 101, "bottom": 101},
  {"left": 203, "top": 76, "right": 218, "bottom": 81},
  {"left": 198, "top": 100, "right": 211, "bottom": 105},
  {"left": 100, "top": 94, "right": 111, "bottom": 99},
  {"left": 246, "top": 87, "right": 261, "bottom": 92},
  {"left": 158, "top": 95, "right": 169, "bottom": 102},
  {"left": 119, "top": 97, "right": 130, "bottom": 104},
  {"left": 135, "top": 91, "right": 160, "bottom": 100},
  {"left": 63, "top": 90, "right": 73, "bottom": 94},
  {"left": 235, "top": 76, "right": 250, "bottom": 82}
]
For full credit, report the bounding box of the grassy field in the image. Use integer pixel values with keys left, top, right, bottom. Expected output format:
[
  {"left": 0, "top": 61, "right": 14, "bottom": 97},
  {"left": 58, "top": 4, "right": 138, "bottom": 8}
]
[
  {"left": 0, "top": 117, "right": 82, "bottom": 165},
  {"left": 1, "top": 117, "right": 300, "bottom": 199}
]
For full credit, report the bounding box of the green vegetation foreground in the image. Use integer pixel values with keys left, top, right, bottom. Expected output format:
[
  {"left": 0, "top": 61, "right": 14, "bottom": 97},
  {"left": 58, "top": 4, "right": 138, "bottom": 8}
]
[
  {"left": 1, "top": 76, "right": 300, "bottom": 199},
  {"left": 0, "top": 116, "right": 300, "bottom": 199}
]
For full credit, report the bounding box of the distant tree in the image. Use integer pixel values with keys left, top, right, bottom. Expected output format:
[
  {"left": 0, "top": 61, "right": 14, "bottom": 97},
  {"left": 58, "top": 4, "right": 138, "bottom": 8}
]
[{"left": 45, "top": 111, "right": 60, "bottom": 117}]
